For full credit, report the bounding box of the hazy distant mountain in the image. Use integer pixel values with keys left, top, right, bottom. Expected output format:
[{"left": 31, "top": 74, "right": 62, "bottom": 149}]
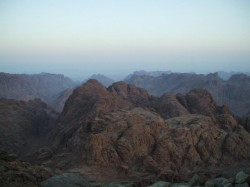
[
  {"left": 86, "top": 74, "right": 115, "bottom": 87},
  {"left": 124, "top": 70, "right": 172, "bottom": 81},
  {"left": 126, "top": 72, "right": 250, "bottom": 116},
  {"left": 217, "top": 71, "right": 250, "bottom": 80},
  {"left": 0, "top": 72, "right": 76, "bottom": 108}
]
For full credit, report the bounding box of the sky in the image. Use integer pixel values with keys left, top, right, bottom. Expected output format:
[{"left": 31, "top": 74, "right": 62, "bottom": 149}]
[{"left": 0, "top": 0, "right": 250, "bottom": 80}]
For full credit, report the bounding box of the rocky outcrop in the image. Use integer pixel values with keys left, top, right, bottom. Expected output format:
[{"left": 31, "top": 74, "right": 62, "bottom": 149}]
[
  {"left": 126, "top": 72, "right": 250, "bottom": 116},
  {"left": 0, "top": 98, "right": 58, "bottom": 158},
  {"left": 0, "top": 78, "right": 249, "bottom": 185},
  {"left": 41, "top": 173, "right": 89, "bottom": 187},
  {"left": 154, "top": 93, "right": 189, "bottom": 119},
  {"left": 0, "top": 149, "right": 53, "bottom": 187},
  {"left": 40, "top": 80, "right": 250, "bottom": 182}
]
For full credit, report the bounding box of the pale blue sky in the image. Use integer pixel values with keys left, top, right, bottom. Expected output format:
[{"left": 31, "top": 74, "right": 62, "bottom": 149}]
[{"left": 0, "top": 0, "right": 250, "bottom": 79}]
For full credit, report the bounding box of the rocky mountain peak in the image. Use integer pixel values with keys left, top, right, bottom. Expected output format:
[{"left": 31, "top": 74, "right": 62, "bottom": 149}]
[{"left": 109, "top": 81, "right": 150, "bottom": 104}]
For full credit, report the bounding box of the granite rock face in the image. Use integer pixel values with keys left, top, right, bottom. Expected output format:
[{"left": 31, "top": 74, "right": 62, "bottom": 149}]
[
  {"left": 0, "top": 78, "right": 249, "bottom": 185},
  {"left": 42, "top": 80, "right": 250, "bottom": 181}
]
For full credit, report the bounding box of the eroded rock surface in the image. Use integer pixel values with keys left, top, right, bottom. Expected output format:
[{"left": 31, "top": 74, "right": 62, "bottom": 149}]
[{"left": 41, "top": 80, "right": 250, "bottom": 182}]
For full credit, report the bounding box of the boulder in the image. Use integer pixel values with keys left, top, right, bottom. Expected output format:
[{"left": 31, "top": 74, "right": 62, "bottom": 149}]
[
  {"left": 207, "top": 177, "right": 226, "bottom": 187},
  {"left": 205, "top": 180, "right": 215, "bottom": 187},
  {"left": 235, "top": 171, "right": 250, "bottom": 184},
  {"left": 170, "top": 183, "right": 190, "bottom": 187},
  {"left": 147, "top": 181, "right": 170, "bottom": 187},
  {"left": 235, "top": 183, "right": 249, "bottom": 187},
  {"left": 221, "top": 179, "right": 233, "bottom": 187},
  {"left": 41, "top": 173, "right": 89, "bottom": 187},
  {"left": 188, "top": 174, "right": 204, "bottom": 186}
]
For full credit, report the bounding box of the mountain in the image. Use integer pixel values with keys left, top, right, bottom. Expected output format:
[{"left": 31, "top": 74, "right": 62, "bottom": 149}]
[
  {"left": 0, "top": 98, "right": 58, "bottom": 158},
  {"left": 0, "top": 72, "right": 76, "bottom": 106},
  {"left": 87, "top": 74, "right": 115, "bottom": 87},
  {"left": 124, "top": 70, "right": 172, "bottom": 81},
  {"left": 0, "top": 79, "right": 249, "bottom": 185},
  {"left": 218, "top": 71, "right": 250, "bottom": 80},
  {"left": 37, "top": 80, "right": 250, "bottom": 182},
  {"left": 48, "top": 88, "right": 73, "bottom": 113},
  {"left": 126, "top": 72, "right": 250, "bottom": 117}
]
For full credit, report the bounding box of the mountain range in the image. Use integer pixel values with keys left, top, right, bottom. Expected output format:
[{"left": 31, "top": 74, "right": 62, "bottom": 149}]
[
  {"left": 0, "top": 72, "right": 76, "bottom": 110},
  {"left": 0, "top": 72, "right": 250, "bottom": 186},
  {"left": 0, "top": 78, "right": 249, "bottom": 186},
  {"left": 126, "top": 72, "right": 250, "bottom": 117}
]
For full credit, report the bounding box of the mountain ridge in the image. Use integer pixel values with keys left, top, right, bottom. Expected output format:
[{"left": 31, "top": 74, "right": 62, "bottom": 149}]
[
  {"left": 36, "top": 79, "right": 250, "bottom": 182},
  {"left": 126, "top": 72, "right": 250, "bottom": 116}
]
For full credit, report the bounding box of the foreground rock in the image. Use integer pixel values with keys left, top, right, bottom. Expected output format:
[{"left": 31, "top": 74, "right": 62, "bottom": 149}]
[
  {"left": 0, "top": 149, "right": 53, "bottom": 187},
  {"left": 41, "top": 173, "right": 89, "bottom": 187}
]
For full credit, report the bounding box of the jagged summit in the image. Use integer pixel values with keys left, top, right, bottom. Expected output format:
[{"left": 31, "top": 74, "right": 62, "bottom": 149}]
[
  {"left": 0, "top": 78, "right": 249, "bottom": 184},
  {"left": 33, "top": 79, "right": 250, "bottom": 182}
]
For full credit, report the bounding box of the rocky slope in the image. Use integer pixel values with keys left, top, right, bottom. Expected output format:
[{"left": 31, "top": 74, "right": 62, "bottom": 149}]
[
  {"left": 0, "top": 149, "right": 53, "bottom": 187},
  {"left": 0, "top": 72, "right": 76, "bottom": 108},
  {"left": 48, "top": 88, "right": 73, "bottom": 113},
  {"left": 126, "top": 72, "right": 250, "bottom": 116},
  {"left": 38, "top": 80, "right": 250, "bottom": 183},
  {"left": 0, "top": 98, "right": 58, "bottom": 158}
]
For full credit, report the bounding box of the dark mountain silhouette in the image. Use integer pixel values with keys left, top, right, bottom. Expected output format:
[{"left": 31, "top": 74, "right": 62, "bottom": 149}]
[{"left": 126, "top": 72, "right": 250, "bottom": 117}]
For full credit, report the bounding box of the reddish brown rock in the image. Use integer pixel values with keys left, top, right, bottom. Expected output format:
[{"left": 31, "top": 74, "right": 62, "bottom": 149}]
[
  {"left": 40, "top": 80, "right": 250, "bottom": 182},
  {"left": 1, "top": 79, "right": 248, "bottom": 183},
  {"left": 155, "top": 93, "right": 189, "bottom": 119}
]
